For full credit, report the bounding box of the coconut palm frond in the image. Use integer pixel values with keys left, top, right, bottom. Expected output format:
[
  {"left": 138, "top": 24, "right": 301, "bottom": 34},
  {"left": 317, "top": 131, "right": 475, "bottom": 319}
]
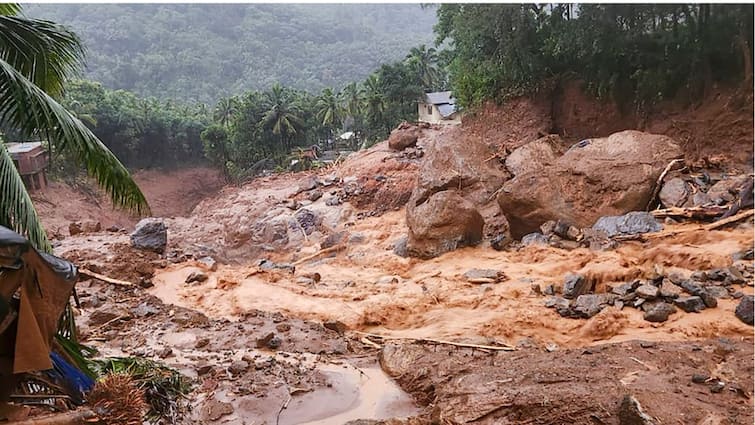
[
  {"left": 0, "top": 3, "right": 21, "bottom": 17},
  {"left": 0, "top": 57, "right": 150, "bottom": 215},
  {"left": 0, "top": 15, "right": 85, "bottom": 96},
  {"left": 0, "top": 143, "right": 51, "bottom": 251}
]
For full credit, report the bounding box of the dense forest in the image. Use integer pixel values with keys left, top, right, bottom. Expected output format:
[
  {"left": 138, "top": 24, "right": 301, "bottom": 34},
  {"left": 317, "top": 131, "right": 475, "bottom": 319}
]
[
  {"left": 24, "top": 4, "right": 437, "bottom": 104},
  {"left": 10, "top": 4, "right": 753, "bottom": 183}
]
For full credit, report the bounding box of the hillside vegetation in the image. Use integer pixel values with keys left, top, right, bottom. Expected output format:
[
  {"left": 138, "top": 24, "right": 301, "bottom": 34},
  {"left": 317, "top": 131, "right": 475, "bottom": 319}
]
[{"left": 25, "top": 4, "right": 437, "bottom": 103}]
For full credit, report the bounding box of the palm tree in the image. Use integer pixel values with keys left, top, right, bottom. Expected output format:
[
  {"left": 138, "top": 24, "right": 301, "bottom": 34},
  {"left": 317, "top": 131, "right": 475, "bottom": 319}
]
[
  {"left": 361, "top": 74, "right": 386, "bottom": 125},
  {"left": 405, "top": 44, "right": 441, "bottom": 90},
  {"left": 315, "top": 87, "right": 342, "bottom": 132},
  {"left": 339, "top": 82, "right": 363, "bottom": 124},
  {"left": 0, "top": 4, "right": 149, "bottom": 250},
  {"left": 261, "top": 83, "right": 303, "bottom": 149},
  {"left": 213, "top": 96, "right": 237, "bottom": 129}
]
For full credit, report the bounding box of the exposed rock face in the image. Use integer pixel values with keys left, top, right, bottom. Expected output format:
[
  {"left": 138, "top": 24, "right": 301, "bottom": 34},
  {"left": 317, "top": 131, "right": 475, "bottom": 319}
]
[
  {"left": 505, "top": 134, "right": 565, "bottom": 176},
  {"left": 131, "top": 218, "right": 168, "bottom": 253},
  {"left": 405, "top": 126, "right": 508, "bottom": 258},
  {"left": 406, "top": 191, "right": 484, "bottom": 259},
  {"left": 498, "top": 130, "right": 683, "bottom": 238}
]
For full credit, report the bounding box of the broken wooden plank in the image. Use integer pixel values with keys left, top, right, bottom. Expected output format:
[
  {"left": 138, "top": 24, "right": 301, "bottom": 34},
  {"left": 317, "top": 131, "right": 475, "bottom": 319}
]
[{"left": 78, "top": 268, "right": 134, "bottom": 287}]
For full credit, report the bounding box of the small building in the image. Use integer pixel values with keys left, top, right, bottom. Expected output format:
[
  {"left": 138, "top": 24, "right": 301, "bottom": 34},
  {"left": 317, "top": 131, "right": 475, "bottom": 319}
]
[
  {"left": 418, "top": 91, "right": 461, "bottom": 125},
  {"left": 6, "top": 142, "right": 49, "bottom": 191}
]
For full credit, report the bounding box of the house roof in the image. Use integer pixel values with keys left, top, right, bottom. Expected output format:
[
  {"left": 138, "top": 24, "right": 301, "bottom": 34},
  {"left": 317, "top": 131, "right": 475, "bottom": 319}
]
[
  {"left": 437, "top": 103, "right": 457, "bottom": 118},
  {"left": 424, "top": 91, "right": 455, "bottom": 106},
  {"left": 6, "top": 142, "right": 43, "bottom": 155}
]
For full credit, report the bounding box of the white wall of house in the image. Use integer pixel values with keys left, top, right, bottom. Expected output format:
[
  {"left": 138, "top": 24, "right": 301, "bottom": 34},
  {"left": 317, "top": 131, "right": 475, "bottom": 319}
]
[{"left": 417, "top": 102, "right": 461, "bottom": 125}]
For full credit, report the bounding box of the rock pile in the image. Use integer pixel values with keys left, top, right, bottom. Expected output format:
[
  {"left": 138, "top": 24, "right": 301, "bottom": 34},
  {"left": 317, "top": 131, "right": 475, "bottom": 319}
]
[{"left": 544, "top": 262, "right": 754, "bottom": 322}]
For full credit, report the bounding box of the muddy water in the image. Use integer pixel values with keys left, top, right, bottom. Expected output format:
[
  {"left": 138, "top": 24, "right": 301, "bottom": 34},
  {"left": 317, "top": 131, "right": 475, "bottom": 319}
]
[{"left": 279, "top": 364, "right": 419, "bottom": 425}]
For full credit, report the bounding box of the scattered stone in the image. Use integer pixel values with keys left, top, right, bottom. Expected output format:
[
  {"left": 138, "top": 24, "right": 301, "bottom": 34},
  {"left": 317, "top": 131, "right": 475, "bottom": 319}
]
[
  {"left": 635, "top": 284, "right": 659, "bottom": 300},
  {"left": 254, "top": 357, "right": 274, "bottom": 370},
  {"left": 296, "top": 177, "right": 319, "bottom": 193},
  {"left": 692, "top": 373, "right": 710, "bottom": 384},
  {"left": 185, "top": 271, "right": 208, "bottom": 284},
  {"left": 393, "top": 236, "right": 408, "bottom": 257},
  {"left": 228, "top": 360, "right": 249, "bottom": 375},
  {"left": 463, "top": 268, "right": 503, "bottom": 283},
  {"left": 131, "top": 303, "right": 159, "bottom": 318},
  {"left": 690, "top": 271, "right": 708, "bottom": 281},
  {"left": 256, "top": 332, "right": 281, "bottom": 349},
  {"left": 659, "top": 178, "right": 690, "bottom": 208},
  {"left": 659, "top": 280, "right": 682, "bottom": 299},
  {"left": 325, "top": 196, "right": 342, "bottom": 206},
  {"left": 703, "top": 286, "right": 729, "bottom": 299},
  {"left": 563, "top": 274, "right": 590, "bottom": 299},
  {"left": 725, "top": 267, "right": 746, "bottom": 285},
  {"left": 321, "top": 231, "right": 348, "bottom": 249},
  {"left": 323, "top": 320, "right": 348, "bottom": 334},
  {"left": 88, "top": 309, "right": 121, "bottom": 327},
  {"left": 80, "top": 221, "right": 101, "bottom": 233},
  {"left": 592, "top": 211, "right": 663, "bottom": 237},
  {"left": 195, "top": 338, "right": 210, "bottom": 349},
  {"left": 611, "top": 282, "right": 635, "bottom": 297},
  {"left": 734, "top": 296, "right": 754, "bottom": 325},
  {"left": 566, "top": 226, "right": 581, "bottom": 241},
  {"left": 710, "top": 381, "right": 726, "bottom": 393},
  {"left": 573, "top": 294, "right": 615, "bottom": 318},
  {"left": 307, "top": 189, "right": 323, "bottom": 202},
  {"left": 197, "top": 256, "right": 217, "bottom": 271},
  {"left": 521, "top": 232, "right": 548, "bottom": 246},
  {"left": 295, "top": 208, "right": 320, "bottom": 235},
  {"left": 348, "top": 233, "right": 365, "bottom": 244},
  {"left": 201, "top": 398, "right": 234, "bottom": 422},
  {"left": 387, "top": 124, "right": 420, "bottom": 150},
  {"left": 196, "top": 364, "right": 213, "bottom": 376},
  {"left": 707, "top": 268, "right": 729, "bottom": 282},
  {"left": 732, "top": 291, "right": 745, "bottom": 299},
  {"left": 68, "top": 222, "right": 82, "bottom": 236},
  {"left": 639, "top": 341, "right": 656, "bottom": 348},
  {"left": 732, "top": 249, "right": 754, "bottom": 261},
  {"left": 130, "top": 218, "right": 168, "bottom": 253},
  {"left": 490, "top": 234, "right": 509, "bottom": 251},
  {"left": 531, "top": 283, "right": 542, "bottom": 295},
  {"left": 258, "top": 259, "right": 295, "bottom": 274},
  {"left": 106, "top": 225, "right": 121, "bottom": 232},
  {"left": 543, "top": 284, "right": 555, "bottom": 296},
  {"left": 376, "top": 276, "right": 399, "bottom": 285},
  {"left": 157, "top": 347, "right": 173, "bottom": 358},
  {"left": 138, "top": 278, "right": 154, "bottom": 289},
  {"left": 643, "top": 302, "right": 676, "bottom": 322},
  {"left": 544, "top": 296, "right": 570, "bottom": 311},
  {"left": 674, "top": 296, "right": 706, "bottom": 313},
  {"left": 618, "top": 395, "right": 656, "bottom": 425},
  {"left": 276, "top": 323, "right": 291, "bottom": 332}
]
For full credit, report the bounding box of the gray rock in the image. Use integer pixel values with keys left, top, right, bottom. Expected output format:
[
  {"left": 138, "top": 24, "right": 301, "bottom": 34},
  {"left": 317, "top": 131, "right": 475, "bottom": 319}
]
[
  {"left": 677, "top": 280, "right": 717, "bottom": 307},
  {"left": 197, "top": 256, "right": 217, "bottom": 271},
  {"left": 618, "top": 395, "right": 656, "bottom": 425},
  {"left": 463, "top": 268, "right": 502, "bottom": 282},
  {"left": 611, "top": 282, "right": 635, "bottom": 297},
  {"left": 521, "top": 232, "right": 549, "bottom": 246},
  {"left": 735, "top": 295, "right": 754, "bottom": 325},
  {"left": 659, "top": 178, "right": 689, "bottom": 208},
  {"left": 325, "top": 196, "right": 342, "bottom": 206},
  {"left": 490, "top": 234, "right": 509, "bottom": 251},
  {"left": 348, "top": 233, "right": 366, "bottom": 244},
  {"left": 323, "top": 320, "right": 348, "bottom": 334},
  {"left": 643, "top": 302, "right": 676, "bottom": 322},
  {"left": 690, "top": 271, "right": 708, "bottom": 281},
  {"left": 674, "top": 296, "right": 706, "bottom": 313},
  {"left": 732, "top": 249, "right": 754, "bottom": 262},
  {"left": 132, "top": 302, "right": 159, "bottom": 318},
  {"left": 544, "top": 296, "right": 570, "bottom": 310},
  {"left": 321, "top": 231, "right": 348, "bottom": 249},
  {"left": 130, "top": 218, "right": 167, "bottom": 253},
  {"left": 297, "top": 177, "right": 318, "bottom": 193},
  {"left": 573, "top": 294, "right": 615, "bottom": 318},
  {"left": 659, "top": 279, "right": 682, "bottom": 299},
  {"left": 703, "top": 286, "right": 730, "bottom": 299},
  {"left": 392, "top": 236, "right": 408, "bottom": 257},
  {"left": 543, "top": 284, "right": 555, "bottom": 295},
  {"left": 294, "top": 209, "right": 320, "bottom": 235},
  {"left": 185, "top": 271, "right": 208, "bottom": 284},
  {"left": 228, "top": 360, "right": 249, "bottom": 375},
  {"left": 563, "top": 274, "right": 590, "bottom": 299},
  {"left": 258, "top": 259, "right": 295, "bottom": 274},
  {"left": 307, "top": 189, "right": 323, "bottom": 202},
  {"left": 692, "top": 191, "right": 711, "bottom": 207},
  {"left": 635, "top": 284, "right": 659, "bottom": 300},
  {"left": 592, "top": 212, "right": 662, "bottom": 237}
]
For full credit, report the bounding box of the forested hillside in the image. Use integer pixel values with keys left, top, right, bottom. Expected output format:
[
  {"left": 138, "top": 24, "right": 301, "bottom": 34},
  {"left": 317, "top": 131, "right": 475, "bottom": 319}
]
[{"left": 24, "top": 4, "right": 436, "bottom": 103}]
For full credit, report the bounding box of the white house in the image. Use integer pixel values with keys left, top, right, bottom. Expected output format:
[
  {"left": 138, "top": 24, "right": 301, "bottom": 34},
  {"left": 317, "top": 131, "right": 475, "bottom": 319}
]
[{"left": 418, "top": 91, "right": 461, "bottom": 125}]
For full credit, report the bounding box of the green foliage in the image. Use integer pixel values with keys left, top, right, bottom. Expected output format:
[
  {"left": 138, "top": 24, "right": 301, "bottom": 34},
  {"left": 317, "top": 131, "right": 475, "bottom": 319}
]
[
  {"left": 60, "top": 80, "right": 209, "bottom": 170},
  {"left": 24, "top": 4, "right": 438, "bottom": 104},
  {"left": 436, "top": 4, "right": 754, "bottom": 108}
]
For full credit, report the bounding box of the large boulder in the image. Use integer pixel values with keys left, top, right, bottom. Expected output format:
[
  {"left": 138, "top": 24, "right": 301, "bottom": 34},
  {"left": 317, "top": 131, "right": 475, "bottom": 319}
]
[
  {"left": 131, "top": 218, "right": 167, "bottom": 253},
  {"left": 406, "top": 191, "right": 484, "bottom": 259},
  {"left": 659, "top": 178, "right": 690, "bottom": 208},
  {"left": 387, "top": 123, "right": 420, "bottom": 151},
  {"left": 505, "top": 134, "right": 565, "bottom": 176},
  {"left": 592, "top": 212, "right": 663, "bottom": 237},
  {"left": 498, "top": 130, "right": 683, "bottom": 238}
]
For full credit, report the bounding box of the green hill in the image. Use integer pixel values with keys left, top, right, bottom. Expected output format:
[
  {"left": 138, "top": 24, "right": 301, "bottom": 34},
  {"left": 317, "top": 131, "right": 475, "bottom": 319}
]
[{"left": 24, "top": 4, "right": 437, "bottom": 103}]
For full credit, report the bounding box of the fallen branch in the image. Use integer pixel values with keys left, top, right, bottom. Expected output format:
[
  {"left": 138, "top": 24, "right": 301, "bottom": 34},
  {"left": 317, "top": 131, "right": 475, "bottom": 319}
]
[
  {"left": 706, "top": 209, "right": 755, "bottom": 230},
  {"left": 466, "top": 277, "right": 498, "bottom": 284},
  {"left": 353, "top": 331, "right": 515, "bottom": 351},
  {"left": 615, "top": 209, "right": 754, "bottom": 242},
  {"left": 360, "top": 336, "right": 382, "bottom": 349},
  {"left": 646, "top": 158, "right": 685, "bottom": 211},
  {"left": 651, "top": 205, "right": 729, "bottom": 219},
  {"left": 79, "top": 269, "right": 134, "bottom": 287},
  {"left": 293, "top": 245, "right": 345, "bottom": 266},
  {"left": 275, "top": 394, "right": 292, "bottom": 425}
]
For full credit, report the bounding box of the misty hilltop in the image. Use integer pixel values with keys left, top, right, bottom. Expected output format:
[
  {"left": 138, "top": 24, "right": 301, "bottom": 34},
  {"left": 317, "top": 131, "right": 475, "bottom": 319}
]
[{"left": 25, "top": 4, "right": 437, "bottom": 103}]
